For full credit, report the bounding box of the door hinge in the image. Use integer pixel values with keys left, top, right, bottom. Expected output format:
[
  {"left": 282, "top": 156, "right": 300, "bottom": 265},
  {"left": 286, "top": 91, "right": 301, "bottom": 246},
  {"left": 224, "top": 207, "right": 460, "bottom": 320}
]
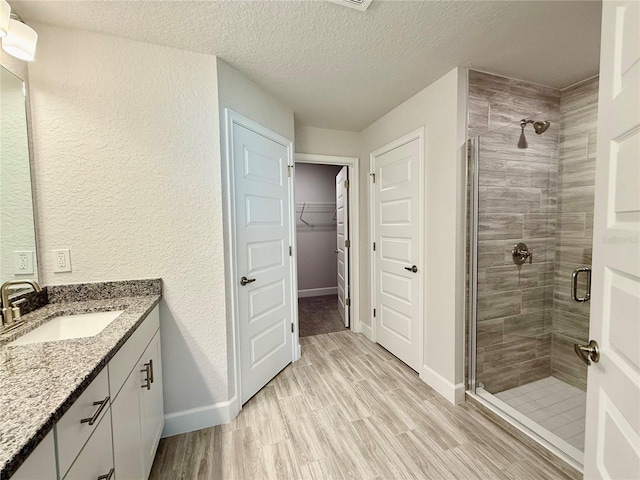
[
  {"left": 291, "top": 323, "right": 294, "bottom": 333},
  {"left": 373, "top": 308, "right": 376, "bottom": 317},
  {"left": 345, "top": 239, "right": 351, "bottom": 248},
  {"left": 346, "top": 298, "right": 351, "bottom": 306},
  {"left": 288, "top": 165, "right": 293, "bottom": 177},
  {"left": 289, "top": 246, "right": 292, "bottom": 256},
  {"left": 370, "top": 173, "right": 375, "bottom": 183},
  {"left": 373, "top": 242, "right": 376, "bottom": 251},
  {"left": 344, "top": 179, "right": 349, "bottom": 189}
]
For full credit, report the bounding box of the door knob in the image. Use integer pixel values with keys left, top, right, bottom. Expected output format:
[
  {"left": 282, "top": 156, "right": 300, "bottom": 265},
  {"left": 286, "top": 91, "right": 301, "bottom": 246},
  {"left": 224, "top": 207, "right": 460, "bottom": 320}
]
[
  {"left": 240, "top": 276, "right": 256, "bottom": 286},
  {"left": 574, "top": 340, "right": 600, "bottom": 366},
  {"left": 404, "top": 265, "right": 418, "bottom": 273}
]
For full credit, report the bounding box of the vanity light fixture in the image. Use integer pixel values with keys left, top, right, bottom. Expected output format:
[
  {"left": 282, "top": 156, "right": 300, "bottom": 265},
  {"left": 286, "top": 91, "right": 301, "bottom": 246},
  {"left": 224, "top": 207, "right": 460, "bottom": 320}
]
[
  {"left": 0, "top": 0, "right": 10, "bottom": 38},
  {"left": 2, "top": 11, "right": 37, "bottom": 61}
]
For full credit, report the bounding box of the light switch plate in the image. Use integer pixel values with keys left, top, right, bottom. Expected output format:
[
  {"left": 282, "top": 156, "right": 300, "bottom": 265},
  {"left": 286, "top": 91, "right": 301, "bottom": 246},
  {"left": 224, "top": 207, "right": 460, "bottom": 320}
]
[
  {"left": 14, "top": 251, "right": 34, "bottom": 275},
  {"left": 53, "top": 249, "right": 72, "bottom": 273}
]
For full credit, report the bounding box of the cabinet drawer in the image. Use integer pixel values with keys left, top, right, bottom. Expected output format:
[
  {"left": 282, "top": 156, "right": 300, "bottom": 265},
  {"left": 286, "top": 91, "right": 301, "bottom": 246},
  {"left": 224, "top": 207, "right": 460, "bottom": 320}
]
[
  {"left": 56, "top": 368, "right": 110, "bottom": 478},
  {"left": 109, "top": 306, "right": 159, "bottom": 400},
  {"left": 63, "top": 408, "right": 113, "bottom": 480}
]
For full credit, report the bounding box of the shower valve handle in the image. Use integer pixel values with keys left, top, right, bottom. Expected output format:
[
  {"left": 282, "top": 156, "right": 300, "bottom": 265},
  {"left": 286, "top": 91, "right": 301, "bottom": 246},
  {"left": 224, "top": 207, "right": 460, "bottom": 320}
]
[{"left": 512, "top": 243, "right": 532, "bottom": 265}]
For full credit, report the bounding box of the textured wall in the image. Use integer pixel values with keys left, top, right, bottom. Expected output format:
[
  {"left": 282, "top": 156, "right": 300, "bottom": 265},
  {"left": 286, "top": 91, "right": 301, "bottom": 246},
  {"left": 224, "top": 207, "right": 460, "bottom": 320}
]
[
  {"left": 360, "top": 68, "right": 467, "bottom": 395},
  {"left": 294, "top": 163, "right": 342, "bottom": 291},
  {"left": 0, "top": 67, "right": 38, "bottom": 284},
  {"left": 27, "top": 24, "right": 229, "bottom": 418},
  {"left": 551, "top": 77, "right": 599, "bottom": 391},
  {"left": 469, "top": 70, "right": 561, "bottom": 394}
]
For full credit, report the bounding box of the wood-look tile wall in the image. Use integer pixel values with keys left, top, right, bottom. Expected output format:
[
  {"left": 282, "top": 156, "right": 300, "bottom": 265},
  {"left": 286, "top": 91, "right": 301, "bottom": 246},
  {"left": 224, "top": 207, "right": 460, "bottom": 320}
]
[
  {"left": 551, "top": 76, "right": 599, "bottom": 391},
  {"left": 469, "top": 70, "right": 561, "bottom": 394},
  {"left": 468, "top": 71, "right": 598, "bottom": 395}
]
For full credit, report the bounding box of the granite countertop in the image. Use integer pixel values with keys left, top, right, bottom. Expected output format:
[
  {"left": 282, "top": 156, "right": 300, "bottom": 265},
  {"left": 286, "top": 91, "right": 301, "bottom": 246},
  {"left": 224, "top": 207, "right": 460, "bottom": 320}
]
[{"left": 0, "top": 280, "right": 162, "bottom": 479}]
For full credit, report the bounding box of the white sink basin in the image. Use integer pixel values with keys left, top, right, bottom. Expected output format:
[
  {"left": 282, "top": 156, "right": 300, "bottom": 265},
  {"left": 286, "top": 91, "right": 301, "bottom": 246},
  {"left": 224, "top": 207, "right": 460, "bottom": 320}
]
[{"left": 8, "top": 310, "right": 124, "bottom": 346}]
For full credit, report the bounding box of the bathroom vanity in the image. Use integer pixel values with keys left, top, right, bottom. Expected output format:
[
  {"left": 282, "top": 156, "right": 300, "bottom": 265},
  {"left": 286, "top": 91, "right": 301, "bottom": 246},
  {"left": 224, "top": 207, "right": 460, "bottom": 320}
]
[{"left": 0, "top": 279, "right": 163, "bottom": 480}]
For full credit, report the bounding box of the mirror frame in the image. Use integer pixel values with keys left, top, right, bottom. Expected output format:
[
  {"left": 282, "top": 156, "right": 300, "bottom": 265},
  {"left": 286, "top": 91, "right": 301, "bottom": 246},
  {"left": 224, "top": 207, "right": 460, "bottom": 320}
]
[{"left": 1, "top": 51, "right": 41, "bottom": 289}]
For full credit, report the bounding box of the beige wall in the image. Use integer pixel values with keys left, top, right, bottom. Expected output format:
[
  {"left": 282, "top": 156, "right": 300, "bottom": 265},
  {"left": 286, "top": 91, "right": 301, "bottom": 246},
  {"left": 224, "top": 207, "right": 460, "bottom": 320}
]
[
  {"left": 27, "top": 24, "right": 227, "bottom": 428},
  {"left": 295, "top": 125, "right": 360, "bottom": 158},
  {"left": 294, "top": 163, "right": 342, "bottom": 292},
  {"left": 360, "top": 67, "right": 468, "bottom": 402}
]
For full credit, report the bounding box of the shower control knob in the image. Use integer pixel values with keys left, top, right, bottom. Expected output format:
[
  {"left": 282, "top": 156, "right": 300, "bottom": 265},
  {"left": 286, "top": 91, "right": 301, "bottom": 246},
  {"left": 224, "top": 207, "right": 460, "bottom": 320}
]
[{"left": 512, "top": 243, "right": 532, "bottom": 265}]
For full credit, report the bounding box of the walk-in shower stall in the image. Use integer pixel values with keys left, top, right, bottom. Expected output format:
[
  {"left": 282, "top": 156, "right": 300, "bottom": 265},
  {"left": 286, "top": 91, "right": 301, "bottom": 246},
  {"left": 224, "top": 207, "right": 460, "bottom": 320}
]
[{"left": 466, "top": 70, "right": 599, "bottom": 467}]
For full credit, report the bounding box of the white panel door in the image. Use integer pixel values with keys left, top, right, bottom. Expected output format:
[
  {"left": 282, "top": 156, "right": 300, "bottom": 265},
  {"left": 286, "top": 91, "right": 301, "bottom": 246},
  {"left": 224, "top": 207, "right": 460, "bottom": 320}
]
[
  {"left": 336, "top": 166, "right": 350, "bottom": 327},
  {"left": 372, "top": 136, "right": 422, "bottom": 371},
  {"left": 232, "top": 122, "right": 293, "bottom": 404},
  {"left": 583, "top": 2, "right": 640, "bottom": 478}
]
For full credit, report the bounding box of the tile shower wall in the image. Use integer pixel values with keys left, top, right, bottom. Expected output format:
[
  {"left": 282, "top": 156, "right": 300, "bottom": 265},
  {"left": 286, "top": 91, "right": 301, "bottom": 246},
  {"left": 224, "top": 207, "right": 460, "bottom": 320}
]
[
  {"left": 551, "top": 77, "right": 599, "bottom": 391},
  {"left": 469, "top": 70, "right": 561, "bottom": 393}
]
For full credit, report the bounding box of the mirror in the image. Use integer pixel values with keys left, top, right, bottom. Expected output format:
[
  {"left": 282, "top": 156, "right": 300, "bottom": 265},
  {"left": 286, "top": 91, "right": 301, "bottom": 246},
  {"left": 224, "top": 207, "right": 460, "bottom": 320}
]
[{"left": 0, "top": 65, "right": 38, "bottom": 285}]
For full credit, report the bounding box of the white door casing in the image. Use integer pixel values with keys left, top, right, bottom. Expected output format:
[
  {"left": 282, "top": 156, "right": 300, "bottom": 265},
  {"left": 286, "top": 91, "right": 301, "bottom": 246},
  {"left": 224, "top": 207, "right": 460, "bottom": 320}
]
[
  {"left": 294, "top": 153, "right": 361, "bottom": 335},
  {"left": 336, "top": 166, "right": 350, "bottom": 327},
  {"left": 371, "top": 129, "right": 424, "bottom": 372},
  {"left": 228, "top": 112, "right": 295, "bottom": 405},
  {"left": 583, "top": 2, "right": 640, "bottom": 479}
]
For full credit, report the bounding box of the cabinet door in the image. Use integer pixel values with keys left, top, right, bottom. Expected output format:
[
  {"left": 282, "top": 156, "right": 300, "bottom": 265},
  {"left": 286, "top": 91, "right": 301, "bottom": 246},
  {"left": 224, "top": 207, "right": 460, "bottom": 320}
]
[
  {"left": 63, "top": 409, "right": 113, "bottom": 480},
  {"left": 112, "top": 360, "right": 144, "bottom": 480},
  {"left": 140, "top": 331, "right": 164, "bottom": 478},
  {"left": 12, "top": 431, "right": 56, "bottom": 480}
]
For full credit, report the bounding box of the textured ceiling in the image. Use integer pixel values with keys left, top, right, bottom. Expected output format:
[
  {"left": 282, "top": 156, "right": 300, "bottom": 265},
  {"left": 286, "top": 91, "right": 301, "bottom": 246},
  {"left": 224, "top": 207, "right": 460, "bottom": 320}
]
[{"left": 13, "top": 1, "right": 602, "bottom": 131}]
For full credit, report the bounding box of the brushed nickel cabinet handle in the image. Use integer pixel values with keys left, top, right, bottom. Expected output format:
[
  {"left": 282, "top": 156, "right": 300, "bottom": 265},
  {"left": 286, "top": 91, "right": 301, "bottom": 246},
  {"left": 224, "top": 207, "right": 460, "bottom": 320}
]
[
  {"left": 80, "top": 396, "right": 110, "bottom": 425},
  {"left": 141, "top": 363, "right": 151, "bottom": 390},
  {"left": 97, "top": 468, "right": 115, "bottom": 480},
  {"left": 148, "top": 358, "right": 154, "bottom": 384}
]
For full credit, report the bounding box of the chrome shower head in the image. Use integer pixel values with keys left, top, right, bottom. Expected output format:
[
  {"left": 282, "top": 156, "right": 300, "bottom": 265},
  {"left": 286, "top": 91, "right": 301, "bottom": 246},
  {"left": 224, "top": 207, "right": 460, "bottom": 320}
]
[
  {"left": 518, "top": 118, "right": 550, "bottom": 149},
  {"left": 533, "top": 120, "right": 551, "bottom": 134}
]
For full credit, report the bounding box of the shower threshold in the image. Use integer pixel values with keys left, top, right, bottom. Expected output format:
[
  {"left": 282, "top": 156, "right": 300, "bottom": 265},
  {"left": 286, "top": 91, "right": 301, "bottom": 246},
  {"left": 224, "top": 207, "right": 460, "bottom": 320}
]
[{"left": 470, "top": 379, "right": 584, "bottom": 471}]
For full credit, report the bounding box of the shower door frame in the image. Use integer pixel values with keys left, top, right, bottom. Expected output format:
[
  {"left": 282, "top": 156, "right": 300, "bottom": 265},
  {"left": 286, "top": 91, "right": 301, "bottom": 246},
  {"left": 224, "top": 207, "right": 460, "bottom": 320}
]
[{"left": 466, "top": 136, "right": 583, "bottom": 472}]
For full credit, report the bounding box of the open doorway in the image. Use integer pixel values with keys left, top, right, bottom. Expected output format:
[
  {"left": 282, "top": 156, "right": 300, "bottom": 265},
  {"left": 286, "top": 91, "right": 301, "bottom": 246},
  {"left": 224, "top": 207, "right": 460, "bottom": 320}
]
[{"left": 294, "top": 154, "right": 360, "bottom": 338}]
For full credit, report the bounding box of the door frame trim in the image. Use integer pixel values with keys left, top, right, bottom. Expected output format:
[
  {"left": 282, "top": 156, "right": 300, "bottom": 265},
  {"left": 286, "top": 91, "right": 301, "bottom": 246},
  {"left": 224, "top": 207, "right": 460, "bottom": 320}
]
[
  {"left": 224, "top": 109, "right": 296, "bottom": 415},
  {"left": 369, "top": 127, "right": 425, "bottom": 371},
  {"left": 294, "top": 153, "right": 361, "bottom": 334}
]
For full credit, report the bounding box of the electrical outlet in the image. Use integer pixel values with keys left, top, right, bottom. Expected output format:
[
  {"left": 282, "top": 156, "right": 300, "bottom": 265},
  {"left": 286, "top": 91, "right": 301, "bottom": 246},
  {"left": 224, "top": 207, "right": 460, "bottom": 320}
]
[
  {"left": 53, "top": 249, "right": 72, "bottom": 273},
  {"left": 14, "top": 251, "right": 34, "bottom": 274}
]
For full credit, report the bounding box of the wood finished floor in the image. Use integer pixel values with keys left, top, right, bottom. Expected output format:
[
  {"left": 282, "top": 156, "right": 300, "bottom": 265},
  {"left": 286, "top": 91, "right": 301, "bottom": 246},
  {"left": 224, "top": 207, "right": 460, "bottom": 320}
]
[{"left": 149, "top": 331, "right": 579, "bottom": 480}]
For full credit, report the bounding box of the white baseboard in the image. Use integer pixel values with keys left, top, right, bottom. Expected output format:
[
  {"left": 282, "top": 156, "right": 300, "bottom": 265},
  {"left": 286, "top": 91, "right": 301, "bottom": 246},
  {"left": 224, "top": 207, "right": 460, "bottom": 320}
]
[
  {"left": 420, "top": 365, "right": 466, "bottom": 405},
  {"left": 298, "top": 287, "right": 338, "bottom": 298},
  {"left": 162, "top": 396, "right": 239, "bottom": 437},
  {"left": 357, "top": 321, "right": 372, "bottom": 340}
]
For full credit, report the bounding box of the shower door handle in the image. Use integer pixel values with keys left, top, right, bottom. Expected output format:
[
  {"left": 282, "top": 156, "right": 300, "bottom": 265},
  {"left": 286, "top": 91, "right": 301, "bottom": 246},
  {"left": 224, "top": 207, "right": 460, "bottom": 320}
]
[{"left": 571, "top": 267, "right": 591, "bottom": 302}]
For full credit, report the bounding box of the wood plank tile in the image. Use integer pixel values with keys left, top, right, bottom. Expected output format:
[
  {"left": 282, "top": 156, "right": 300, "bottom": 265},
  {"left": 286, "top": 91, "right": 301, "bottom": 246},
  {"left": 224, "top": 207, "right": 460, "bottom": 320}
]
[{"left": 150, "top": 330, "right": 580, "bottom": 480}]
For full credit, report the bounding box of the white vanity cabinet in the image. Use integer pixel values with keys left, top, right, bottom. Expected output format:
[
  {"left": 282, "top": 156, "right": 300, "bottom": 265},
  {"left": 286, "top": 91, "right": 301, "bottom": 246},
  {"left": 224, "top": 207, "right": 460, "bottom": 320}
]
[
  {"left": 110, "top": 306, "right": 163, "bottom": 480},
  {"left": 11, "top": 432, "right": 57, "bottom": 480},
  {"left": 8, "top": 305, "right": 162, "bottom": 480},
  {"left": 139, "top": 331, "right": 164, "bottom": 478}
]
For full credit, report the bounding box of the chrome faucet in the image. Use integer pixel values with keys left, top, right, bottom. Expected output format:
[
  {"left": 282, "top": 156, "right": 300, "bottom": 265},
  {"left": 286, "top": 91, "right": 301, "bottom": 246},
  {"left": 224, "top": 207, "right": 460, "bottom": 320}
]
[{"left": 1, "top": 279, "right": 42, "bottom": 332}]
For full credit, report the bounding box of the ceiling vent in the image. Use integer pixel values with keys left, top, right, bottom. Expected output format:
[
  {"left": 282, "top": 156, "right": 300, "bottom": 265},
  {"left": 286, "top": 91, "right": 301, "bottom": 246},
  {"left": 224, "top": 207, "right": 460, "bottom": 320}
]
[{"left": 327, "top": 0, "right": 373, "bottom": 12}]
